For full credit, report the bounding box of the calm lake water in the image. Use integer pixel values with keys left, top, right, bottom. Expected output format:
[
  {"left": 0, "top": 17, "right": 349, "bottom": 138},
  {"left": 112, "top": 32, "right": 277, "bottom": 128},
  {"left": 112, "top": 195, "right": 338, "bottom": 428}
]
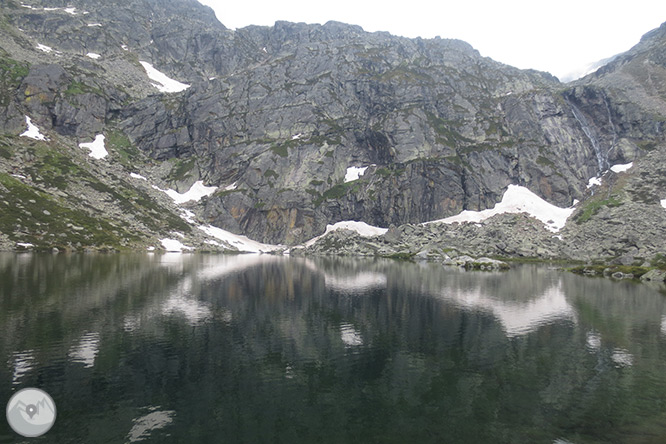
[{"left": 1, "top": 253, "right": 666, "bottom": 443}]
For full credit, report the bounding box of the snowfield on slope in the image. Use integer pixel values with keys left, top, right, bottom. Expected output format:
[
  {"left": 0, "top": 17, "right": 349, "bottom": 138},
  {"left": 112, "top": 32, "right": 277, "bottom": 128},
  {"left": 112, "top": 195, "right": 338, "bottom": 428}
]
[
  {"left": 139, "top": 61, "right": 190, "bottom": 93},
  {"left": 425, "top": 185, "right": 575, "bottom": 233},
  {"left": 20, "top": 116, "right": 47, "bottom": 141},
  {"left": 304, "top": 221, "right": 388, "bottom": 247},
  {"left": 154, "top": 181, "right": 217, "bottom": 204},
  {"left": 79, "top": 134, "right": 108, "bottom": 159}
]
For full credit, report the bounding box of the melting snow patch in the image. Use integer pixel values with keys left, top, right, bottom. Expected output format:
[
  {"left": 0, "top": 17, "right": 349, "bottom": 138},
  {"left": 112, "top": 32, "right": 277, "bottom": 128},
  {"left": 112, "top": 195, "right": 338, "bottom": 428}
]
[
  {"left": 305, "top": 221, "right": 388, "bottom": 247},
  {"left": 198, "top": 224, "right": 280, "bottom": 253},
  {"left": 36, "top": 43, "right": 53, "bottom": 53},
  {"left": 610, "top": 162, "right": 633, "bottom": 173},
  {"left": 130, "top": 173, "right": 147, "bottom": 181},
  {"left": 160, "top": 238, "right": 192, "bottom": 252},
  {"left": 79, "top": 134, "right": 108, "bottom": 159},
  {"left": 180, "top": 209, "right": 196, "bottom": 224},
  {"left": 157, "top": 181, "right": 217, "bottom": 204},
  {"left": 20, "top": 116, "right": 48, "bottom": 141},
  {"left": 139, "top": 61, "right": 190, "bottom": 93},
  {"left": 587, "top": 176, "right": 602, "bottom": 189},
  {"left": 344, "top": 166, "right": 369, "bottom": 183},
  {"left": 86, "top": 52, "right": 101, "bottom": 59},
  {"left": 426, "top": 185, "right": 575, "bottom": 233}
]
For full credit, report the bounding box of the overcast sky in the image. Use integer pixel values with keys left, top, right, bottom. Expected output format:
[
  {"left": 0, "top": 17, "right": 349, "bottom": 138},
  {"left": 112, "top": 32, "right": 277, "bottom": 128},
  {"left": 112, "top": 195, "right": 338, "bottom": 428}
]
[{"left": 197, "top": 0, "right": 666, "bottom": 81}]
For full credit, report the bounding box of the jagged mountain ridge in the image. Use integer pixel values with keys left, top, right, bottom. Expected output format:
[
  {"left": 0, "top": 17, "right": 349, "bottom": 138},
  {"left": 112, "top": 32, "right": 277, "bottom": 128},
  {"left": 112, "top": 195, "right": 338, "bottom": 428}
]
[{"left": 0, "top": 0, "right": 665, "bottom": 256}]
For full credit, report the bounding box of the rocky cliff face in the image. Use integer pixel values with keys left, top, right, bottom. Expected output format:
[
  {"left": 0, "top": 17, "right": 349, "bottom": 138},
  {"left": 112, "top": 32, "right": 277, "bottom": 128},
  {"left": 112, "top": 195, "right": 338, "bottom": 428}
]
[{"left": 0, "top": 0, "right": 665, "bottom": 256}]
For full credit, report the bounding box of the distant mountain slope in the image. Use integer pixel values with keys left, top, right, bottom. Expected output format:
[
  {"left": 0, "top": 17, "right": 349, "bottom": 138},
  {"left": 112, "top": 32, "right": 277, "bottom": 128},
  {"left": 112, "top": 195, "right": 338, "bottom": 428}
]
[{"left": 0, "top": 0, "right": 664, "bottom": 260}]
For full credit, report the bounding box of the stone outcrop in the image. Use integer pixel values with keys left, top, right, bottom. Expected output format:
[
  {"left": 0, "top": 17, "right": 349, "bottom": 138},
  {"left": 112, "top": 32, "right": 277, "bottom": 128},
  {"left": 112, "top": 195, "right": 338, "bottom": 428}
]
[{"left": 0, "top": 0, "right": 664, "bottom": 259}]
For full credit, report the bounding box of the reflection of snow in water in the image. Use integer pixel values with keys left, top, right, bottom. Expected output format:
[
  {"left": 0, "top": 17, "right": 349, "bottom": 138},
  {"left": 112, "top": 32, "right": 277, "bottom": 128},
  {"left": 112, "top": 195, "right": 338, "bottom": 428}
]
[
  {"left": 161, "top": 294, "right": 212, "bottom": 325},
  {"left": 662, "top": 315, "right": 666, "bottom": 336},
  {"left": 586, "top": 331, "right": 601, "bottom": 352},
  {"left": 127, "top": 407, "right": 175, "bottom": 443},
  {"left": 440, "top": 280, "right": 575, "bottom": 337},
  {"left": 325, "top": 272, "right": 387, "bottom": 292},
  {"left": 611, "top": 348, "right": 634, "bottom": 368},
  {"left": 340, "top": 323, "right": 363, "bottom": 347},
  {"left": 68, "top": 332, "right": 100, "bottom": 368},
  {"left": 10, "top": 350, "right": 35, "bottom": 385}
]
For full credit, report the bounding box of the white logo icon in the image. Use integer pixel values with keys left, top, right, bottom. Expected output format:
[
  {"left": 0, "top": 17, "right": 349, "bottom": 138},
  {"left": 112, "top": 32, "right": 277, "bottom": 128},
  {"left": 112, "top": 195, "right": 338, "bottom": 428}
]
[{"left": 6, "top": 388, "right": 57, "bottom": 437}]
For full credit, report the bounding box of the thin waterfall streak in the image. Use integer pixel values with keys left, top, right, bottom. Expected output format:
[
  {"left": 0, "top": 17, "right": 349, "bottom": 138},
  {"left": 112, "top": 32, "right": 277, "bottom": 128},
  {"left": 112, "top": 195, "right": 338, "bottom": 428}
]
[
  {"left": 567, "top": 99, "right": 608, "bottom": 174},
  {"left": 603, "top": 96, "right": 618, "bottom": 157}
]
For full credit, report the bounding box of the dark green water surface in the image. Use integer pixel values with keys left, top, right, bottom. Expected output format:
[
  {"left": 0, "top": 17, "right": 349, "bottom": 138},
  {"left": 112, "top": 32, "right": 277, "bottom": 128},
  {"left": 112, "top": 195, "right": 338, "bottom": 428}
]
[{"left": 2, "top": 253, "right": 666, "bottom": 443}]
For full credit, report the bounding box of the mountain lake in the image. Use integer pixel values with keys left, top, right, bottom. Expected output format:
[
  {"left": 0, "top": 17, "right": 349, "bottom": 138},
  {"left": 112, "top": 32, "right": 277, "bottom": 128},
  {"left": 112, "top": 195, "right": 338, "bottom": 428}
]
[{"left": 1, "top": 253, "right": 666, "bottom": 443}]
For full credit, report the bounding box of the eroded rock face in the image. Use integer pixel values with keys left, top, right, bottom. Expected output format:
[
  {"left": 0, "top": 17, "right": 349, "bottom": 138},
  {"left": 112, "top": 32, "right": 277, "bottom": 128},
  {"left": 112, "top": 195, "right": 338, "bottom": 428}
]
[{"left": 1, "top": 0, "right": 665, "bottom": 252}]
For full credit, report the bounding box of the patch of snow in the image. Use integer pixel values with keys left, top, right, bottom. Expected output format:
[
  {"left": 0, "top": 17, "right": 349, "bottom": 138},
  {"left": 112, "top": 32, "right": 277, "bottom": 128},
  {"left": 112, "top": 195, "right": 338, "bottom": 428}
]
[
  {"left": 157, "top": 181, "right": 217, "bottom": 204},
  {"left": 661, "top": 315, "right": 666, "bottom": 336},
  {"left": 11, "top": 174, "right": 26, "bottom": 179},
  {"left": 16, "top": 242, "right": 34, "bottom": 248},
  {"left": 64, "top": 7, "right": 77, "bottom": 14},
  {"left": 20, "top": 116, "right": 48, "bottom": 141},
  {"left": 180, "top": 209, "right": 196, "bottom": 224},
  {"left": 305, "top": 221, "right": 388, "bottom": 247},
  {"left": 130, "top": 173, "right": 147, "bottom": 181},
  {"left": 86, "top": 52, "right": 101, "bottom": 59},
  {"left": 21, "top": 4, "right": 36, "bottom": 9},
  {"left": 425, "top": 184, "right": 575, "bottom": 233},
  {"left": 198, "top": 224, "right": 280, "bottom": 253},
  {"left": 36, "top": 43, "right": 53, "bottom": 53},
  {"left": 610, "top": 162, "right": 633, "bottom": 173},
  {"left": 292, "top": 133, "right": 303, "bottom": 140},
  {"left": 344, "top": 166, "right": 369, "bottom": 183},
  {"left": 587, "top": 176, "right": 602, "bottom": 189},
  {"left": 262, "top": 47, "right": 268, "bottom": 53},
  {"left": 147, "top": 246, "right": 155, "bottom": 252},
  {"left": 139, "top": 61, "right": 190, "bottom": 93},
  {"left": 79, "top": 134, "right": 108, "bottom": 159},
  {"left": 661, "top": 199, "right": 666, "bottom": 209},
  {"left": 224, "top": 182, "right": 238, "bottom": 191},
  {"left": 160, "top": 238, "right": 192, "bottom": 252},
  {"left": 121, "top": 44, "right": 129, "bottom": 51},
  {"left": 43, "top": 7, "right": 59, "bottom": 11},
  {"left": 87, "top": 23, "right": 102, "bottom": 27},
  {"left": 208, "top": 76, "right": 216, "bottom": 80}
]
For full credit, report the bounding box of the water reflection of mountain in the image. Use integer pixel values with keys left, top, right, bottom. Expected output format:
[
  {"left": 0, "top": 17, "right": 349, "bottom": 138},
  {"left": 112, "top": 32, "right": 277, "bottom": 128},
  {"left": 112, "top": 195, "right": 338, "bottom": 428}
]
[{"left": 3, "top": 254, "right": 666, "bottom": 443}]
